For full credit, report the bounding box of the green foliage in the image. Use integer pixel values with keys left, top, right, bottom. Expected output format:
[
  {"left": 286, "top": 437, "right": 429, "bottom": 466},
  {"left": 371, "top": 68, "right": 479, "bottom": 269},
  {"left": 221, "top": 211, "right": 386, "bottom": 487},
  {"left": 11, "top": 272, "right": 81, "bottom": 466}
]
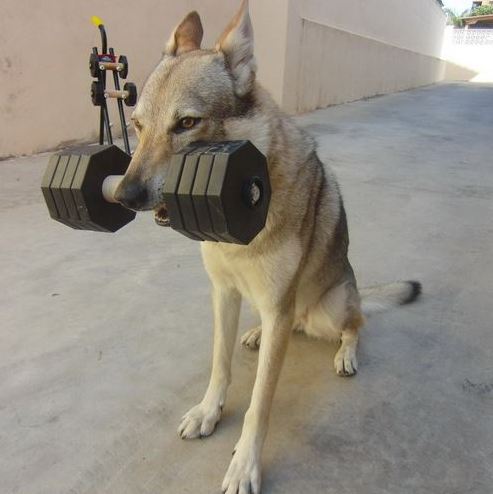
[
  {"left": 443, "top": 8, "right": 464, "bottom": 27},
  {"left": 471, "top": 5, "right": 493, "bottom": 16}
]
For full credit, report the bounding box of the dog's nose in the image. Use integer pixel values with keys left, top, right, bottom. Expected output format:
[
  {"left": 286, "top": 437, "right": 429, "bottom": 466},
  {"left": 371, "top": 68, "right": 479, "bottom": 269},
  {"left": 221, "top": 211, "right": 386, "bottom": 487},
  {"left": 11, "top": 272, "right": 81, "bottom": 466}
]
[{"left": 114, "top": 182, "right": 149, "bottom": 211}]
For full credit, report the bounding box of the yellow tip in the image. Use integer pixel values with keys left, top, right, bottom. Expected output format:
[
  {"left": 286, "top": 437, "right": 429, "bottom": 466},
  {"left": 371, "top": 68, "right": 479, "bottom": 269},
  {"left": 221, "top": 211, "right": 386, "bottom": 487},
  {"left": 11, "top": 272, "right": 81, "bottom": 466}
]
[{"left": 91, "top": 15, "right": 104, "bottom": 27}]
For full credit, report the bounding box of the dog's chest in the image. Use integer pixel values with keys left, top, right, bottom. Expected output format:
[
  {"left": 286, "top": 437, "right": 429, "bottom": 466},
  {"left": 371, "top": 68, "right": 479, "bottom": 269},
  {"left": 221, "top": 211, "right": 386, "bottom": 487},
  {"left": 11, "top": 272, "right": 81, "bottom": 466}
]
[
  {"left": 212, "top": 251, "right": 269, "bottom": 304},
  {"left": 230, "top": 260, "right": 268, "bottom": 305},
  {"left": 202, "top": 240, "right": 302, "bottom": 308}
]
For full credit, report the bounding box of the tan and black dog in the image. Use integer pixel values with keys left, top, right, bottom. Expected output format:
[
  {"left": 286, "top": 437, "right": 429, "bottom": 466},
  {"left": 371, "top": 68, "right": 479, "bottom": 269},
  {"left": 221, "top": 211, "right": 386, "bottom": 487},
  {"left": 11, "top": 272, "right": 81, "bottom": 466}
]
[{"left": 114, "top": 2, "right": 421, "bottom": 492}]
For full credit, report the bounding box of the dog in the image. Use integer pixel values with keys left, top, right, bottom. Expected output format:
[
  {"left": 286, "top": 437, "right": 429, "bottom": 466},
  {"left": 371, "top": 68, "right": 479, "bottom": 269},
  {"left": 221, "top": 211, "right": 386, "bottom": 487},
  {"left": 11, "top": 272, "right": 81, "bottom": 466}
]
[{"left": 114, "top": 1, "right": 421, "bottom": 492}]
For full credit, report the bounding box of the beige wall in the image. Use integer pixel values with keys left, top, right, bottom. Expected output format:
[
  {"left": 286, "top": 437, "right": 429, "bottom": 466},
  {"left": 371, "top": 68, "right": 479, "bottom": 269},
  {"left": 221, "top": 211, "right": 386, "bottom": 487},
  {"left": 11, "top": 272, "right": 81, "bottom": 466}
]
[
  {"left": 282, "top": 0, "right": 446, "bottom": 112},
  {"left": 295, "top": 20, "right": 445, "bottom": 111},
  {"left": 0, "top": 0, "right": 286, "bottom": 158},
  {"left": 294, "top": 0, "right": 445, "bottom": 57},
  {"left": 0, "top": 0, "right": 446, "bottom": 157}
]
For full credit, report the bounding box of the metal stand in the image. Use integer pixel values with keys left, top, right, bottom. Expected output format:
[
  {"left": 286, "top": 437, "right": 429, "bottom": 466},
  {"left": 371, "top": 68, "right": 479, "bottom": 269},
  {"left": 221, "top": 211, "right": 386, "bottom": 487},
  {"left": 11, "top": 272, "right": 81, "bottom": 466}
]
[{"left": 91, "top": 20, "right": 132, "bottom": 155}]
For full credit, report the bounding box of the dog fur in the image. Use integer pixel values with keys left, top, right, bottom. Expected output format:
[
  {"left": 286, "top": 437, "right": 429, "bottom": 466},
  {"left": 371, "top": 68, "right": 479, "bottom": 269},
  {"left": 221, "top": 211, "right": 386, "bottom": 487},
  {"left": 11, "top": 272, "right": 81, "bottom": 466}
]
[{"left": 115, "top": 2, "right": 421, "bottom": 492}]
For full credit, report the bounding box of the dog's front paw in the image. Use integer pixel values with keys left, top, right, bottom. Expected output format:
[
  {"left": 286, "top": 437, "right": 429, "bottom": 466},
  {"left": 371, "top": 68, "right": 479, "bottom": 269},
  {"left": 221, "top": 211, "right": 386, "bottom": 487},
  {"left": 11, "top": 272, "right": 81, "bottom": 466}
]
[
  {"left": 240, "top": 326, "right": 262, "bottom": 350},
  {"left": 177, "top": 401, "right": 222, "bottom": 439},
  {"left": 222, "top": 443, "right": 261, "bottom": 494},
  {"left": 334, "top": 344, "right": 358, "bottom": 377}
]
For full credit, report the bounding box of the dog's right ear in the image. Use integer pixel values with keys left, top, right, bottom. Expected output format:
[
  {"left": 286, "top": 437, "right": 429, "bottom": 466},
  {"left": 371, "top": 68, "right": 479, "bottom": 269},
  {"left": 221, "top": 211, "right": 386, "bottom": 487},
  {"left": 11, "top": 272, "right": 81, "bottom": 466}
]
[
  {"left": 216, "top": 0, "right": 256, "bottom": 97},
  {"left": 164, "top": 11, "right": 203, "bottom": 56}
]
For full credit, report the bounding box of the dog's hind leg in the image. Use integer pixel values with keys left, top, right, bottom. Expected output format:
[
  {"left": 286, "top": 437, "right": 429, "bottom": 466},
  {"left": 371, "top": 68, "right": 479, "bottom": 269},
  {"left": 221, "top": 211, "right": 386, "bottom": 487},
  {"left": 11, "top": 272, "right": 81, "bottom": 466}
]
[
  {"left": 334, "top": 314, "right": 364, "bottom": 377},
  {"left": 334, "top": 280, "right": 365, "bottom": 376},
  {"left": 178, "top": 285, "right": 241, "bottom": 439},
  {"left": 333, "top": 285, "right": 365, "bottom": 376},
  {"left": 305, "top": 281, "right": 365, "bottom": 376}
]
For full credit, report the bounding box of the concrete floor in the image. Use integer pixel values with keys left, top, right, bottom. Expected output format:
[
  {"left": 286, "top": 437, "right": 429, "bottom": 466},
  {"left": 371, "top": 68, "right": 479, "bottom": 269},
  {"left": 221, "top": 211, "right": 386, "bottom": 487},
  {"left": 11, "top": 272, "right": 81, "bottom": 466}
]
[{"left": 1, "top": 82, "right": 493, "bottom": 494}]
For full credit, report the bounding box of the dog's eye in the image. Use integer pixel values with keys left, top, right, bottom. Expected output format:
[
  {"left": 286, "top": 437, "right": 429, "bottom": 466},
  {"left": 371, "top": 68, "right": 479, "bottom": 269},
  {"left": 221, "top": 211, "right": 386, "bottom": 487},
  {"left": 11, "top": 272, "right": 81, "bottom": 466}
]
[
  {"left": 177, "top": 117, "right": 201, "bottom": 131},
  {"left": 132, "top": 119, "right": 142, "bottom": 132}
]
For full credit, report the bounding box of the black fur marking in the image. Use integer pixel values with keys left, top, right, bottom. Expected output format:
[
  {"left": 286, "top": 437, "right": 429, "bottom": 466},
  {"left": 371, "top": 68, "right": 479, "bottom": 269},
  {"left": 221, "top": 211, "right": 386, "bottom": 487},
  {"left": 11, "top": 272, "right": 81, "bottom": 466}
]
[
  {"left": 313, "top": 166, "right": 326, "bottom": 221},
  {"left": 330, "top": 194, "right": 349, "bottom": 262},
  {"left": 401, "top": 281, "right": 422, "bottom": 305}
]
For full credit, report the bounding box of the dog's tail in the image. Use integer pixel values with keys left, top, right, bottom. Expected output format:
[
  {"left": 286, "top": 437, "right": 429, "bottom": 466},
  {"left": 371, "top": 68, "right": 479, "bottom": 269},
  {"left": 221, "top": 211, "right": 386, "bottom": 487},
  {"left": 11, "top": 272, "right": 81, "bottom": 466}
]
[{"left": 360, "top": 281, "right": 422, "bottom": 316}]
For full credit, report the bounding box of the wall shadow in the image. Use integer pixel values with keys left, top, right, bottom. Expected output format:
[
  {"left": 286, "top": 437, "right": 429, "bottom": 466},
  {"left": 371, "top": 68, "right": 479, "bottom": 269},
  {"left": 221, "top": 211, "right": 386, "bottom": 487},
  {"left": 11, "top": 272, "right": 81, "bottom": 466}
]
[{"left": 444, "top": 61, "right": 479, "bottom": 81}]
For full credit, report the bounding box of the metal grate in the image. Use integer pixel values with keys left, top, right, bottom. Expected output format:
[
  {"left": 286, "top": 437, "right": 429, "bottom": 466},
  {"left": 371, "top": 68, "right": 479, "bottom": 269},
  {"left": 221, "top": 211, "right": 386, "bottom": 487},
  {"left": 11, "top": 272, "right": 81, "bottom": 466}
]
[{"left": 452, "top": 28, "right": 493, "bottom": 45}]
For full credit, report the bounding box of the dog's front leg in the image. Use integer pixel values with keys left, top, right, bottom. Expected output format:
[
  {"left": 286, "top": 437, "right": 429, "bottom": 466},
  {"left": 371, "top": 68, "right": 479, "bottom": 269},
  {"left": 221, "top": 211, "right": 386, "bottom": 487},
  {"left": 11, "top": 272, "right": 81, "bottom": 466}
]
[
  {"left": 222, "top": 305, "right": 294, "bottom": 494},
  {"left": 178, "top": 284, "right": 241, "bottom": 439}
]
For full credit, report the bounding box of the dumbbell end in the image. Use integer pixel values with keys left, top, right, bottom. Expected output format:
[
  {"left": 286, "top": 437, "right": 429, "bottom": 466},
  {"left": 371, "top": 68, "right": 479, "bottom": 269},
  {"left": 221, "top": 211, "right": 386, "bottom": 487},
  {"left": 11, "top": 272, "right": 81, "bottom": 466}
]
[{"left": 42, "top": 145, "right": 135, "bottom": 232}]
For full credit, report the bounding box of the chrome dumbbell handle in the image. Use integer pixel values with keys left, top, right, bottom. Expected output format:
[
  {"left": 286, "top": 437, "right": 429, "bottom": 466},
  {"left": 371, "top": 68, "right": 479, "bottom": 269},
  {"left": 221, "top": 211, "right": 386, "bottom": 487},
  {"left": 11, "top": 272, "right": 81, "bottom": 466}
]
[{"left": 101, "top": 175, "right": 124, "bottom": 204}]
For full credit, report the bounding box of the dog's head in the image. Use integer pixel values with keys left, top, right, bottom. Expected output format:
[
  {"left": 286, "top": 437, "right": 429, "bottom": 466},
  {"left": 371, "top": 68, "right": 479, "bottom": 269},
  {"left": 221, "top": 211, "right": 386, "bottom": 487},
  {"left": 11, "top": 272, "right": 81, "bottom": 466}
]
[{"left": 114, "top": 0, "right": 258, "bottom": 223}]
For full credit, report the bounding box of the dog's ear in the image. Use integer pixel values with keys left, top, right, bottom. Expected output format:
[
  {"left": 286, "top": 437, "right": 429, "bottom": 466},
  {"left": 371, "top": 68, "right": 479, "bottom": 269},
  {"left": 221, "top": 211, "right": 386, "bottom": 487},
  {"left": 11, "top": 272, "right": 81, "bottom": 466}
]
[
  {"left": 216, "top": 0, "right": 256, "bottom": 97},
  {"left": 165, "top": 11, "right": 203, "bottom": 56}
]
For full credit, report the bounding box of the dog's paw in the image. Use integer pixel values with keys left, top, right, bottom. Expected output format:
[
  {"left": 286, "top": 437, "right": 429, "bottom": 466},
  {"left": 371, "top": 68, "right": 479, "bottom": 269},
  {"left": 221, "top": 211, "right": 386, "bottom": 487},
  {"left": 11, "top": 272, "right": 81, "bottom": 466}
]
[
  {"left": 222, "top": 443, "right": 261, "bottom": 494},
  {"left": 334, "top": 345, "right": 358, "bottom": 377},
  {"left": 177, "top": 402, "right": 222, "bottom": 439},
  {"left": 241, "top": 326, "right": 262, "bottom": 350}
]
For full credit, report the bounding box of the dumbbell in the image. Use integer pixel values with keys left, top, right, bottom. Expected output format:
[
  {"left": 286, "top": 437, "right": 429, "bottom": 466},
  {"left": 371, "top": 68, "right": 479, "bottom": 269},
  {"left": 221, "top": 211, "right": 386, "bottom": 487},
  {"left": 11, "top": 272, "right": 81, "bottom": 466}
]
[
  {"left": 91, "top": 81, "right": 137, "bottom": 106},
  {"left": 89, "top": 53, "right": 128, "bottom": 78},
  {"left": 41, "top": 145, "right": 135, "bottom": 232},
  {"left": 41, "top": 141, "right": 271, "bottom": 244},
  {"left": 162, "top": 140, "right": 270, "bottom": 243}
]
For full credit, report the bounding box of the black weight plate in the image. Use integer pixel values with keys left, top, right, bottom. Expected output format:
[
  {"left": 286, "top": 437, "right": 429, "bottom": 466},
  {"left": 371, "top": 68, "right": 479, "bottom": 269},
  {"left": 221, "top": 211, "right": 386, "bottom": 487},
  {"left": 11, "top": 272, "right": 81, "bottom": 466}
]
[
  {"left": 206, "top": 152, "right": 237, "bottom": 243},
  {"left": 76, "top": 145, "right": 135, "bottom": 232},
  {"left": 177, "top": 154, "right": 216, "bottom": 241},
  {"left": 162, "top": 141, "right": 217, "bottom": 241},
  {"left": 162, "top": 153, "right": 201, "bottom": 241},
  {"left": 41, "top": 154, "right": 66, "bottom": 224},
  {"left": 225, "top": 141, "right": 271, "bottom": 243},
  {"left": 91, "top": 81, "right": 104, "bottom": 106},
  {"left": 204, "top": 142, "right": 249, "bottom": 244},
  {"left": 67, "top": 153, "right": 107, "bottom": 232},
  {"left": 60, "top": 154, "right": 83, "bottom": 225},
  {"left": 49, "top": 154, "right": 82, "bottom": 229},
  {"left": 224, "top": 141, "right": 270, "bottom": 244},
  {"left": 123, "top": 82, "right": 137, "bottom": 106},
  {"left": 89, "top": 53, "right": 100, "bottom": 78},
  {"left": 71, "top": 153, "right": 99, "bottom": 231},
  {"left": 191, "top": 153, "right": 224, "bottom": 242},
  {"left": 206, "top": 141, "right": 270, "bottom": 245},
  {"left": 118, "top": 55, "right": 128, "bottom": 79}
]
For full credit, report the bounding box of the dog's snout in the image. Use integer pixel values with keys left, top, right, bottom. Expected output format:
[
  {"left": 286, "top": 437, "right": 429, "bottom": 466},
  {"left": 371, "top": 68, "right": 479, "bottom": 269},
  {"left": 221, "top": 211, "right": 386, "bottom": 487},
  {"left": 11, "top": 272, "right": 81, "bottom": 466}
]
[{"left": 114, "top": 181, "right": 149, "bottom": 211}]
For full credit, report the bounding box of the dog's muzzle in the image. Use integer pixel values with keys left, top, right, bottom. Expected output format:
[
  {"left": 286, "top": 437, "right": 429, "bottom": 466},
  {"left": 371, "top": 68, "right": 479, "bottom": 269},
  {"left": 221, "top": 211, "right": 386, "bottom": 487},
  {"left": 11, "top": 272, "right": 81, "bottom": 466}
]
[{"left": 113, "top": 181, "right": 152, "bottom": 211}]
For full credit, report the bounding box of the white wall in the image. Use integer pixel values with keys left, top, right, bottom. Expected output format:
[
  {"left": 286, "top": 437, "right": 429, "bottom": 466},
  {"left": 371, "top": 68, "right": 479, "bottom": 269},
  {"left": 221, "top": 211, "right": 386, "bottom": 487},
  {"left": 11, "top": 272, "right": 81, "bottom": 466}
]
[{"left": 442, "top": 27, "right": 493, "bottom": 82}]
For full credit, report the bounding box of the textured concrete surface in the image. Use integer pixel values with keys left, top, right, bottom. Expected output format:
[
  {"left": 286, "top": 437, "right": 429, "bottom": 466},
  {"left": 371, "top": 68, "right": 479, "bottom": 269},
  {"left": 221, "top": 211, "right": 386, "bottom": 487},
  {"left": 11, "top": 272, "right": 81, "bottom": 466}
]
[{"left": 1, "top": 82, "right": 492, "bottom": 494}]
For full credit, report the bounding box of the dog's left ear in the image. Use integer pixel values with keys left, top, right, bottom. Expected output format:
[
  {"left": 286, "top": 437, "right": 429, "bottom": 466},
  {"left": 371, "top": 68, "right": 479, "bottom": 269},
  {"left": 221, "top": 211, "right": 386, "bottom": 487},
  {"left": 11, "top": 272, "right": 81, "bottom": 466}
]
[
  {"left": 216, "top": 0, "right": 256, "bottom": 97},
  {"left": 165, "top": 11, "right": 203, "bottom": 56}
]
